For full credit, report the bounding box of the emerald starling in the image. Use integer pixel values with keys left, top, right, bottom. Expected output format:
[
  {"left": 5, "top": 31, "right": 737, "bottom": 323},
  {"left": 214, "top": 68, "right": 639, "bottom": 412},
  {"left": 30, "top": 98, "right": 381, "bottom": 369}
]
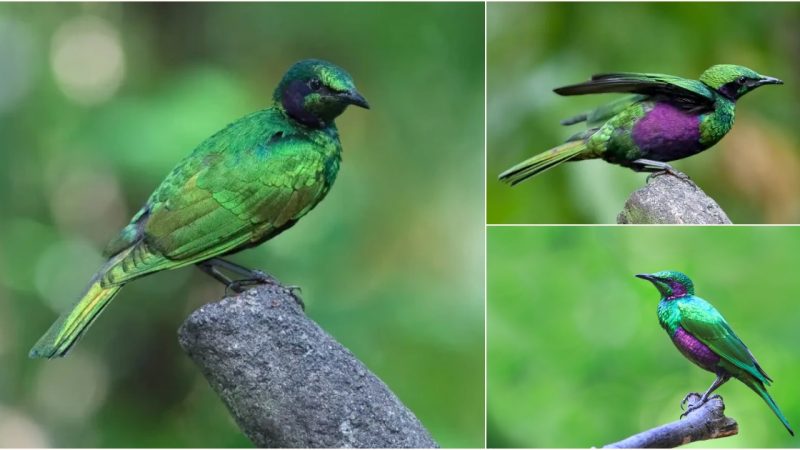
[
  {"left": 30, "top": 59, "right": 369, "bottom": 358},
  {"left": 499, "top": 65, "right": 783, "bottom": 185},
  {"left": 637, "top": 271, "right": 793, "bottom": 435}
]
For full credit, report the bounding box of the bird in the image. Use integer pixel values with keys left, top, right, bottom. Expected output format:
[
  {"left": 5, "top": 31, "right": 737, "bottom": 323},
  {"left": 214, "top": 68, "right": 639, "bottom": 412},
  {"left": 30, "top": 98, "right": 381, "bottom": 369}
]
[
  {"left": 499, "top": 64, "right": 783, "bottom": 185},
  {"left": 636, "top": 270, "right": 793, "bottom": 435},
  {"left": 29, "top": 59, "right": 369, "bottom": 359}
]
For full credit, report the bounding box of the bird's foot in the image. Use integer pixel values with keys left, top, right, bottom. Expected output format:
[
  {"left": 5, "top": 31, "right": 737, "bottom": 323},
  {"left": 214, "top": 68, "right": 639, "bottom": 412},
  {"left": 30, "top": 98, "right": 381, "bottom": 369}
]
[
  {"left": 223, "top": 269, "right": 279, "bottom": 295},
  {"left": 647, "top": 168, "right": 693, "bottom": 185},
  {"left": 665, "top": 168, "right": 693, "bottom": 184},
  {"left": 196, "top": 258, "right": 305, "bottom": 310},
  {"left": 632, "top": 159, "right": 694, "bottom": 185},
  {"left": 285, "top": 286, "right": 305, "bottom": 310},
  {"left": 225, "top": 278, "right": 305, "bottom": 310},
  {"left": 224, "top": 279, "right": 262, "bottom": 296},
  {"left": 679, "top": 392, "right": 714, "bottom": 418},
  {"left": 680, "top": 392, "right": 702, "bottom": 411}
]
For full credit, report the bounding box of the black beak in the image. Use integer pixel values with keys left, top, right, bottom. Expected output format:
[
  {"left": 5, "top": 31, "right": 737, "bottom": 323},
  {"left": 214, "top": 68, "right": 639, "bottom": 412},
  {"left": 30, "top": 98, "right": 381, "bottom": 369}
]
[
  {"left": 635, "top": 273, "right": 656, "bottom": 282},
  {"left": 755, "top": 76, "right": 783, "bottom": 87},
  {"left": 340, "top": 90, "right": 370, "bottom": 109}
]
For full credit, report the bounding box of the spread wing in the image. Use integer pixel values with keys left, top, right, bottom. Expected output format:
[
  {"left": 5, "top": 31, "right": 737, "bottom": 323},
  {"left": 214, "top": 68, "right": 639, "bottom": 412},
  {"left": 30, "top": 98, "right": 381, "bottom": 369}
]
[
  {"left": 554, "top": 72, "right": 715, "bottom": 112},
  {"left": 678, "top": 297, "right": 771, "bottom": 384},
  {"left": 101, "top": 111, "right": 338, "bottom": 284}
]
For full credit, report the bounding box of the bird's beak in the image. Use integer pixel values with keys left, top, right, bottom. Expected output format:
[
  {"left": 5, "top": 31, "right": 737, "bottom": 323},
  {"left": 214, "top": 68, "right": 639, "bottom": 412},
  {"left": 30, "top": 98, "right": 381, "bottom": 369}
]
[
  {"left": 755, "top": 75, "right": 784, "bottom": 87},
  {"left": 635, "top": 273, "right": 656, "bottom": 282},
  {"left": 340, "top": 90, "right": 370, "bottom": 109}
]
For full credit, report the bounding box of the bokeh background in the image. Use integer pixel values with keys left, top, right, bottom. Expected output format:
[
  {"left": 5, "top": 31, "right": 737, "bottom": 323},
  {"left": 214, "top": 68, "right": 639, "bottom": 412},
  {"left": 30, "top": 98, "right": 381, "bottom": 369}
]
[
  {"left": 488, "top": 226, "right": 800, "bottom": 447},
  {"left": 488, "top": 2, "right": 800, "bottom": 224},
  {"left": 0, "top": 3, "right": 484, "bottom": 447}
]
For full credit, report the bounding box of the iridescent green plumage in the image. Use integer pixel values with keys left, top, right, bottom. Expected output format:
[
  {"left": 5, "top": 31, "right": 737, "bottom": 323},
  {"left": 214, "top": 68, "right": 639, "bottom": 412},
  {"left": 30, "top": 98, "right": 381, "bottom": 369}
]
[
  {"left": 30, "top": 59, "right": 369, "bottom": 358},
  {"left": 638, "top": 271, "right": 793, "bottom": 435}
]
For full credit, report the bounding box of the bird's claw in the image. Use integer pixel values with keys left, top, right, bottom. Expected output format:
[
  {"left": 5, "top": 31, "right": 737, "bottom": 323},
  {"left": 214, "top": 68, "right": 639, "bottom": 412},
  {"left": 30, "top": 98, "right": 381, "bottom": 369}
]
[
  {"left": 230, "top": 281, "right": 305, "bottom": 310},
  {"left": 680, "top": 407, "right": 699, "bottom": 419},
  {"left": 679, "top": 392, "right": 701, "bottom": 411},
  {"left": 679, "top": 393, "right": 706, "bottom": 419},
  {"left": 224, "top": 279, "right": 257, "bottom": 296},
  {"left": 250, "top": 269, "right": 279, "bottom": 284},
  {"left": 647, "top": 168, "right": 693, "bottom": 185},
  {"left": 668, "top": 169, "right": 693, "bottom": 185},
  {"left": 285, "top": 285, "right": 302, "bottom": 293},
  {"left": 223, "top": 275, "right": 281, "bottom": 297},
  {"left": 287, "top": 288, "right": 306, "bottom": 311},
  {"left": 218, "top": 269, "right": 305, "bottom": 310}
]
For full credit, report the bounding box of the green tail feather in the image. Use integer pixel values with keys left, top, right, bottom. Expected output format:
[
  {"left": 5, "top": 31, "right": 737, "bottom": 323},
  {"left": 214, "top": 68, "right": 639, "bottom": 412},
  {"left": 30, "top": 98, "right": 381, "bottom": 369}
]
[
  {"left": 29, "top": 249, "right": 130, "bottom": 359},
  {"left": 745, "top": 377, "right": 794, "bottom": 436},
  {"left": 499, "top": 141, "right": 587, "bottom": 186}
]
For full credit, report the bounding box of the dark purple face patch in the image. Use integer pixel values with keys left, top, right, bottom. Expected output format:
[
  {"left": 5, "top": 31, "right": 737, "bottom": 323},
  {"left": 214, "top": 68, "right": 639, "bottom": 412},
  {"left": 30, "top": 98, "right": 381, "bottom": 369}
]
[
  {"left": 667, "top": 280, "right": 687, "bottom": 298},
  {"left": 281, "top": 79, "right": 324, "bottom": 128},
  {"left": 718, "top": 81, "right": 742, "bottom": 101}
]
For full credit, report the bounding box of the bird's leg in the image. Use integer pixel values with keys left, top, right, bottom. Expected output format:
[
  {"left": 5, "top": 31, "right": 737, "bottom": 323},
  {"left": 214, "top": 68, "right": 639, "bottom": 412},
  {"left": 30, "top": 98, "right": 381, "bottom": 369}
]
[
  {"left": 680, "top": 373, "right": 731, "bottom": 418},
  {"left": 698, "top": 373, "right": 730, "bottom": 402},
  {"left": 196, "top": 260, "right": 250, "bottom": 296},
  {"left": 203, "top": 257, "right": 279, "bottom": 285},
  {"left": 196, "top": 261, "right": 236, "bottom": 287},
  {"left": 632, "top": 159, "right": 693, "bottom": 184},
  {"left": 196, "top": 258, "right": 304, "bottom": 309}
]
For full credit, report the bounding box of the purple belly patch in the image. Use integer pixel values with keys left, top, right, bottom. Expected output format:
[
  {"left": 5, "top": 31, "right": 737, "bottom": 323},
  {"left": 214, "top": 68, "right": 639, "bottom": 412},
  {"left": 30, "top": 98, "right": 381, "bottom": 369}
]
[
  {"left": 673, "top": 326, "right": 719, "bottom": 370},
  {"left": 632, "top": 103, "right": 703, "bottom": 160}
]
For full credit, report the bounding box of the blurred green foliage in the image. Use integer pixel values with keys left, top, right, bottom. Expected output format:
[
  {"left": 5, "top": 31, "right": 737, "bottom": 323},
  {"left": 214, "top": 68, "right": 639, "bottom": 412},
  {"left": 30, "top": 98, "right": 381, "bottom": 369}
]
[
  {"left": 0, "top": 3, "right": 484, "bottom": 447},
  {"left": 488, "top": 226, "right": 800, "bottom": 447},
  {"left": 488, "top": 2, "right": 800, "bottom": 224}
]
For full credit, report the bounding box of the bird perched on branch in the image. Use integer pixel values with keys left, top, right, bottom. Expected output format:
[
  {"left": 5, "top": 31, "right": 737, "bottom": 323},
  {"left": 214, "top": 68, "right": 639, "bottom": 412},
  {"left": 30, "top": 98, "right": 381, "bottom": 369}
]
[
  {"left": 637, "top": 271, "right": 793, "bottom": 435},
  {"left": 499, "top": 65, "right": 782, "bottom": 185},
  {"left": 30, "top": 59, "right": 369, "bottom": 358}
]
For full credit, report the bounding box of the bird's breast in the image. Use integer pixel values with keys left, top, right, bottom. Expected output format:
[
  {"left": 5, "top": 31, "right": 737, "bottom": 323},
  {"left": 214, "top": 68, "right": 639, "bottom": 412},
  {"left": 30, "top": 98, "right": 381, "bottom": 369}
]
[
  {"left": 671, "top": 326, "right": 720, "bottom": 372},
  {"left": 698, "top": 102, "right": 735, "bottom": 146},
  {"left": 630, "top": 102, "right": 705, "bottom": 161}
]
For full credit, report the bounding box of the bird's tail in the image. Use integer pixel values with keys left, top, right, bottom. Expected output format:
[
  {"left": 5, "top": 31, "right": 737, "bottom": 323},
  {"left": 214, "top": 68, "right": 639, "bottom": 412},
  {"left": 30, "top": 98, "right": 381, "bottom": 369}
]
[
  {"left": 745, "top": 377, "right": 794, "bottom": 436},
  {"left": 498, "top": 141, "right": 587, "bottom": 186},
  {"left": 29, "top": 249, "right": 130, "bottom": 359}
]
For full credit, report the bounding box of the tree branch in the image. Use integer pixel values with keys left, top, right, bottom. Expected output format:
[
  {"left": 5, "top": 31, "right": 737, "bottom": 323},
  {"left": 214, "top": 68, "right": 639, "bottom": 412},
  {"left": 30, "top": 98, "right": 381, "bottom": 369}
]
[
  {"left": 178, "top": 285, "right": 438, "bottom": 448},
  {"left": 617, "top": 173, "right": 732, "bottom": 224},
  {"left": 602, "top": 395, "right": 738, "bottom": 448}
]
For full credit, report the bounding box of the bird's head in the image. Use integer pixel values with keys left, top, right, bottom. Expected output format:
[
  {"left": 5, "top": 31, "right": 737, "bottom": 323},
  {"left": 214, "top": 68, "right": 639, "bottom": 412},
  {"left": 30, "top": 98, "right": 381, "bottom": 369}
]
[
  {"left": 636, "top": 270, "right": 695, "bottom": 299},
  {"left": 699, "top": 64, "right": 783, "bottom": 101},
  {"left": 274, "top": 59, "right": 369, "bottom": 128}
]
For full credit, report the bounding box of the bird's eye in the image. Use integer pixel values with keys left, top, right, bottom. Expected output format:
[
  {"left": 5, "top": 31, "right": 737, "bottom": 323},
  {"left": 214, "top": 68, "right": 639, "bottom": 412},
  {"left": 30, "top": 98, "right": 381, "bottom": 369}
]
[
  {"left": 737, "top": 76, "right": 747, "bottom": 84},
  {"left": 308, "top": 78, "right": 322, "bottom": 91}
]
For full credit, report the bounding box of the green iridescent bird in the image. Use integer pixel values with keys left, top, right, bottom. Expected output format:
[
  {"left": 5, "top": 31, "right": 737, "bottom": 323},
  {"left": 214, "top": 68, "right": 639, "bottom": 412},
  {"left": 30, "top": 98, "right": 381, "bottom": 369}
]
[
  {"left": 30, "top": 59, "right": 369, "bottom": 359},
  {"left": 637, "top": 271, "right": 793, "bottom": 435},
  {"left": 499, "top": 64, "right": 783, "bottom": 185}
]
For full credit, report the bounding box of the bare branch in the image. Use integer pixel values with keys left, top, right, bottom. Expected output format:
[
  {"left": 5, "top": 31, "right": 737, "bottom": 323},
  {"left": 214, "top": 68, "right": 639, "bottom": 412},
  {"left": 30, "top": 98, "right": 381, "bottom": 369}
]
[{"left": 603, "top": 395, "right": 738, "bottom": 448}]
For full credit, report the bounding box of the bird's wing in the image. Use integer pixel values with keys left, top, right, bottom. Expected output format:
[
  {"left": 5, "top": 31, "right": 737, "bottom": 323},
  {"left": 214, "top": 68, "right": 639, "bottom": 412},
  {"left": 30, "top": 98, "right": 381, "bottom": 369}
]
[
  {"left": 554, "top": 73, "right": 715, "bottom": 112},
  {"left": 101, "top": 118, "right": 336, "bottom": 284},
  {"left": 561, "top": 94, "right": 646, "bottom": 127},
  {"left": 677, "top": 297, "right": 772, "bottom": 384},
  {"left": 147, "top": 135, "right": 334, "bottom": 259}
]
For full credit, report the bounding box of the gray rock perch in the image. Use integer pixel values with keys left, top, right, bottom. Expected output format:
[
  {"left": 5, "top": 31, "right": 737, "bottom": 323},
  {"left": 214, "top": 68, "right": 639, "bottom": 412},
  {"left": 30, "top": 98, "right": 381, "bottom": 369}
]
[
  {"left": 178, "top": 285, "right": 438, "bottom": 448},
  {"left": 617, "top": 173, "right": 732, "bottom": 224}
]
